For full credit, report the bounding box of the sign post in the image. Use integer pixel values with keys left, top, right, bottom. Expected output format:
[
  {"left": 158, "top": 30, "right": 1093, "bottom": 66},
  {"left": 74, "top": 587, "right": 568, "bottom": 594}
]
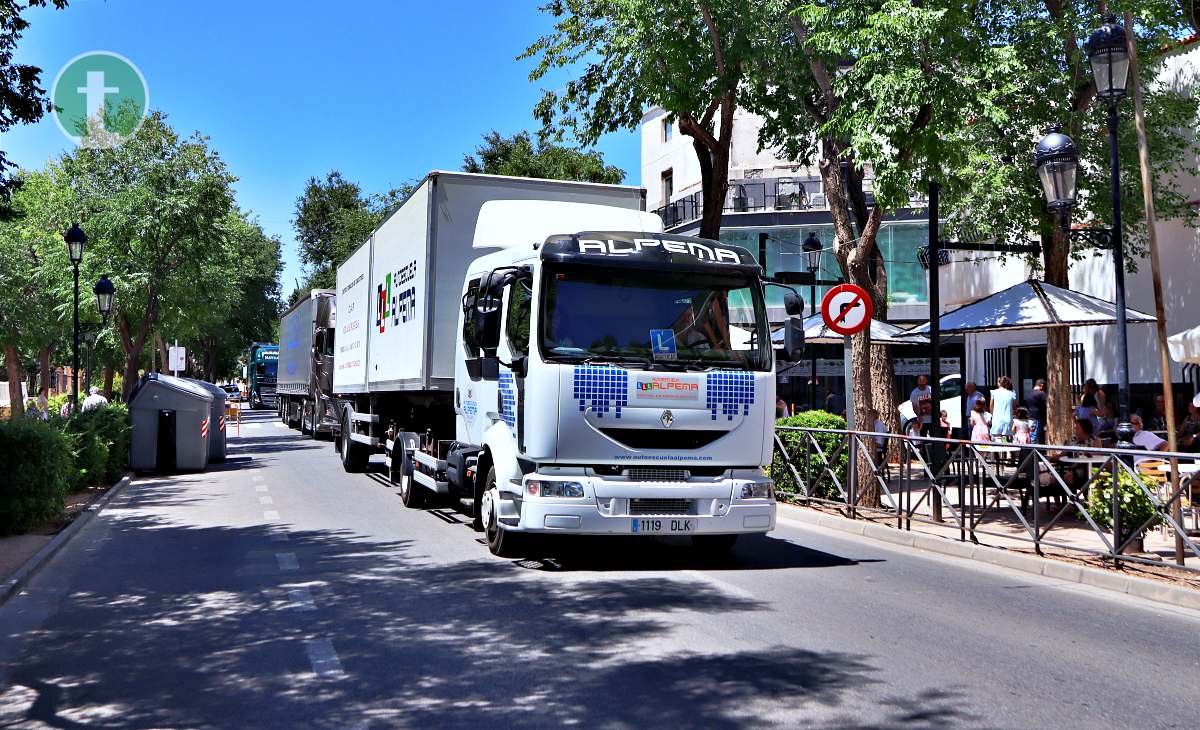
[
  {"left": 168, "top": 340, "right": 186, "bottom": 377},
  {"left": 820, "top": 284, "right": 873, "bottom": 429}
]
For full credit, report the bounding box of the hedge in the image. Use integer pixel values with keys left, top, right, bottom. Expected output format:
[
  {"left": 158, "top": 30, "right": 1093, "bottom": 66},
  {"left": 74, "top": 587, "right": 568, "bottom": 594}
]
[
  {"left": 769, "top": 410, "right": 848, "bottom": 500},
  {"left": 0, "top": 418, "right": 75, "bottom": 534},
  {"left": 59, "top": 403, "right": 130, "bottom": 491}
]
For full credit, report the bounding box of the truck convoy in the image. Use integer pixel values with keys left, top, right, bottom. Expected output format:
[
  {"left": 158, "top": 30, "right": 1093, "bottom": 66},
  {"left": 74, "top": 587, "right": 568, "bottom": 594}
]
[
  {"left": 283, "top": 171, "right": 803, "bottom": 557},
  {"left": 244, "top": 342, "right": 278, "bottom": 410},
  {"left": 277, "top": 290, "right": 336, "bottom": 435}
]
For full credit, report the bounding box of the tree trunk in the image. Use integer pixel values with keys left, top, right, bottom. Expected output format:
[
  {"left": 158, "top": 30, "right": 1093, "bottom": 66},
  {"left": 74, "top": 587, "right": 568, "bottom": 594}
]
[
  {"left": 103, "top": 366, "right": 115, "bottom": 401},
  {"left": 117, "top": 311, "right": 152, "bottom": 400},
  {"left": 155, "top": 332, "right": 170, "bottom": 374},
  {"left": 5, "top": 346, "right": 24, "bottom": 420},
  {"left": 37, "top": 346, "right": 53, "bottom": 397},
  {"left": 1042, "top": 223, "right": 1073, "bottom": 444}
]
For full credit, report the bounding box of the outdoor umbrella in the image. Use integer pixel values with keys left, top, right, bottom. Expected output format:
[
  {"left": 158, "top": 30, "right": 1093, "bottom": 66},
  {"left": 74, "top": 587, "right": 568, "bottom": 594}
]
[
  {"left": 899, "top": 279, "right": 1156, "bottom": 336},
  {"left": 1167, "top": 324, "right": 1200, "bottom": 364},
  {"left": 772, "top": 313, "right": 930, "bottom": 346}
]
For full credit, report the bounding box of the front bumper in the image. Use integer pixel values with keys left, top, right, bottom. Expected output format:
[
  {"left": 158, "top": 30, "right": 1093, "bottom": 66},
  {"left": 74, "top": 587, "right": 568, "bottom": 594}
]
[{"left": 507, "top": 470, "right": 776, "bottom": 536}]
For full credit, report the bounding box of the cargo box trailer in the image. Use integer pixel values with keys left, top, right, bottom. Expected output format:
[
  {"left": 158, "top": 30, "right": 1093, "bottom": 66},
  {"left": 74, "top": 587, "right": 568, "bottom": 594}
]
[{"left": 277, "top": 290, "right": 336, "bottom": 435}]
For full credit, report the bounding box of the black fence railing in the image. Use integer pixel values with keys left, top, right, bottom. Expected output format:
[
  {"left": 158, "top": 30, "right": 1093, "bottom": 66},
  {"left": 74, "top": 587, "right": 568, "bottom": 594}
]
[{"left": 772, "top": 426, "right": 1200, "bottom": 572}]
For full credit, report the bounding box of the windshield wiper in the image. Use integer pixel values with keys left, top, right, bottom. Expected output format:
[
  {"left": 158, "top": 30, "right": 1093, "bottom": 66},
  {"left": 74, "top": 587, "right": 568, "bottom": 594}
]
[{"left": 544, "top": 352, "right": 656, "bottom": 370}]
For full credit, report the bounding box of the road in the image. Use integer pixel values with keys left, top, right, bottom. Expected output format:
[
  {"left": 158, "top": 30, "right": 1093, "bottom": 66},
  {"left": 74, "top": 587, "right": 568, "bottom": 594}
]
[{"left": 1, "top": 409, "right": 1197, "bottom": 729}]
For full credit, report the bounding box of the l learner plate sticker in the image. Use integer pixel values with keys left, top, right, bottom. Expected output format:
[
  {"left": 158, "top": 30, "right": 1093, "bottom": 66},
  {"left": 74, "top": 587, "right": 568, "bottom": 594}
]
[
  {"left": 631, "top": 517, "right": 697, "bottom": 534},
  {"left": 650, "top": 329, "right": 677, "bottom": 360}
]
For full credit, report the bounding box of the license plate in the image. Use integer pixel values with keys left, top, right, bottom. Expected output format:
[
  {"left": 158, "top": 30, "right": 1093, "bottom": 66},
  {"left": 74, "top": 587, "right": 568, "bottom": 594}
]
[{"left": 631, "top": 517, "right": 697, "bottom": 534}]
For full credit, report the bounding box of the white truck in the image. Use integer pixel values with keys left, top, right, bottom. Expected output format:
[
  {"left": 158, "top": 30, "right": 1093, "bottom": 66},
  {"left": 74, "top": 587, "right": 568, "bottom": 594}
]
[{"left": 332, "top": 171, "right": 803, "bottom": 556}]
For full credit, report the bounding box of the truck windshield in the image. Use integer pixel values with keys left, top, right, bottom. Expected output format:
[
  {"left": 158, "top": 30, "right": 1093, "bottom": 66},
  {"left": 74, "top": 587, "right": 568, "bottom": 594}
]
[
  {"left": 540, "top": 267, "right": 770, "bottom": 371},
  {"left": 257, "top": 362, "right": 277, "bottom": 380}
]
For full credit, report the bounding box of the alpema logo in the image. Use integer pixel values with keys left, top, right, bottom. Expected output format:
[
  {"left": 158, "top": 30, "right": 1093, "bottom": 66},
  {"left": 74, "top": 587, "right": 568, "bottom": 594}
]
[{"left": 51, "top": 51, "right": 149, "bottom": 148}]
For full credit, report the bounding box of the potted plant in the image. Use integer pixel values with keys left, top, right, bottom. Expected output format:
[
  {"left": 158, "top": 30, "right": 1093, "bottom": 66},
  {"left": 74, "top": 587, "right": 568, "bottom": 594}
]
[{"left": 1085, "top": 468, "right": 1162, "bottom": 554}]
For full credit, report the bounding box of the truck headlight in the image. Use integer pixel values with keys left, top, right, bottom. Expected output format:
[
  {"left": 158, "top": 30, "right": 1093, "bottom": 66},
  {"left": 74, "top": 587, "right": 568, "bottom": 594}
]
[
  {"left": 526, "top": 479, "right": 585, "bottom": 498},
  {"left": 738, "top": 481, "right": 774, "bottom": 500}
]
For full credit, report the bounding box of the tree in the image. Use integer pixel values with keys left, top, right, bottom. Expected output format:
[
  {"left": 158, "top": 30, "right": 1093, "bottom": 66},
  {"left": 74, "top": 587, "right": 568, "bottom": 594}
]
[
  {"left": 523, "top": 1, "right": 778, "bottom": 238},
  {"left": 0, "top": 1, "right": 68, "bottom": 216},
  {"left": 462, "top": 130, "right": 624, "bottom": 183},
  {"left": 39, "top": 112, "right": 241, "bottom": 398}
]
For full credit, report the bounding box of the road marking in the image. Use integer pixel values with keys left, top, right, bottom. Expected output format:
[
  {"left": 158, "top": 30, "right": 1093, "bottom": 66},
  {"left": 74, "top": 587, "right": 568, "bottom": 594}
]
[
  {"left": 287, "top": 587, "right": 317, "bottom": 611},
  {"left": 304, "top": 638, "right": 345, "bottom": 679},
  {"left": 259, "top": 496, "right": 274, "bottom": 505},
  {"left": 276, "top": 553, "right": 299, "bottom": 571},
  {"left": 263, "top": 510, "right": 280, "bottom": 520},
  {"left": 255, "top": 485, "right": 268, "bottom": 493}
]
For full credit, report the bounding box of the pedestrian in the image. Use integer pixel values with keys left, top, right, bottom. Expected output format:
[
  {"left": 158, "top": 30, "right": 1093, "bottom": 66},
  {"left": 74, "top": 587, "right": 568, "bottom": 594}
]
[
  {"left": 1011, "top": 406, "right": 1032, "bottom": 445},
  {"left": 1024, "top": 379, "right": 1047, "bottom": 444},
  {"left": 970, "top": 399, "right": 991, "bottom": 442},
  {"left": 909, "top": 374, "right": 933, "bottom": 437},
  {"left": 1179, "top": 393, "right": 1200, "bottom": 453},
  {"left": 776, "top": 397, "right": 789, "bottom": 419},
  {"left": 1129, "top": 414, "right": 1167, "bottom": 463},
  {"left": 82, "top": 386, "right": 109, "bottom": 412},
  {"left": 1077, "top": 379, "right": 1102, "bottom": 434},
  {"left": 964, "top": 381, "right": 985, "bottom": 416},
  {"left": 989, "top": 375, "right": 1016, "bottom": 439}
]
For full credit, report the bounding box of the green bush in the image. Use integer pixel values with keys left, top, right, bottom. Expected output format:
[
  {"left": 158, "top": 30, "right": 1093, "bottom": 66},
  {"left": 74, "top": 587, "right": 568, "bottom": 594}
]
[
  {"left": 1085, "top": 467, "right": 1161, "bottom": 544},
  {"left": 0, "top": 418, "right": 74, "bottom": 534},
  {"left": 769, "top": 411, "right": 848, "bottom": 500},
  {"left": 60, "top": 403, "right": 130, "bottom": 490},
  {"left": 47, "top": 392, "right": 70, "bottom": 417}
]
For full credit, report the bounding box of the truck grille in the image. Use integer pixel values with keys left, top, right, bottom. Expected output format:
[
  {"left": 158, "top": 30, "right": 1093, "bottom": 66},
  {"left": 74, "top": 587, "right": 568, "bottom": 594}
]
[
  {"left": 599, "top": 428, "right": 726, "bottom": 450},
  {"left": 629, "top": 498, "right": 692, "bottom": 515},
  {"left": 625, "top": 468, "right": 689, "bottom": 482}
]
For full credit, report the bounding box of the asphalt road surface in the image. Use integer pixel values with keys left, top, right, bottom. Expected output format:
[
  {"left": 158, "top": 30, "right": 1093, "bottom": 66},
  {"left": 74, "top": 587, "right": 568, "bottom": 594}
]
[{"left": 2, "top": 409, "right": 1198, "bottom": 728}]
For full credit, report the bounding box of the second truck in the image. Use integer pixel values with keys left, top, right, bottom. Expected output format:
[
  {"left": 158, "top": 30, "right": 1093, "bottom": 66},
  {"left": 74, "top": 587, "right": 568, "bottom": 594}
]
[{"left": 295, "top": 171, "right": 804, "bottom": 556}]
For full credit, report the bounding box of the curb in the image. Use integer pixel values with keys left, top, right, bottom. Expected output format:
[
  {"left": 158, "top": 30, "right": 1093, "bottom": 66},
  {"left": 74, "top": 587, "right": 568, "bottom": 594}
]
[
  {"left": 0, "top": 474, "right": 134, "bottom": 607},
  {"left": 778, "top": 503, "right": 1200, "bottom": 612}
]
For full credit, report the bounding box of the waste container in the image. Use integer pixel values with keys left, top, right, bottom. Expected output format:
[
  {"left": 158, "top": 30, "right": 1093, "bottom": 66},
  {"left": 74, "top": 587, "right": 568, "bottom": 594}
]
[
  {"left": 128, "top": 373, "right": 213, "bottom": 473},
  {"left": 185, "top": 378, "right": 228, "bottom": 463}
]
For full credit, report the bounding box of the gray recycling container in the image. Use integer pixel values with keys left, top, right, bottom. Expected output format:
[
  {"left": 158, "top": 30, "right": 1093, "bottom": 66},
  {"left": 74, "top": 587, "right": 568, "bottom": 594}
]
[
  {"left": 184, "top": 378, "right": 228, "bottom": 463},
  {"left": 128, "top": 373, "right": 213, "bottom": 473}
]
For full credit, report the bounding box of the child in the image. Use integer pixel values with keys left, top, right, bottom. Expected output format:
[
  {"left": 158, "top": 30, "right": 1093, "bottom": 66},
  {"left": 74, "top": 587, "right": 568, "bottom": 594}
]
[
  {"left": 1011, "top": 405, "right": 1032, "bottom": 445},
  {"left": 970, "top": 399, "right": 991, "bottom": 442}
]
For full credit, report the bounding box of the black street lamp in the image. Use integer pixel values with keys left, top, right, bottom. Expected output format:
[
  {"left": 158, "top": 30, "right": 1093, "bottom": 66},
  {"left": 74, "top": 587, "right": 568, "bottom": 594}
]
[
  {"left": 1032, "top": 124, "right": 1079, "bottom": 225},
  {"left": 82, "top": 275, "right": 116, "bottom": 394},
  {"left": 63, "top": 223, "right": 87, "bottom": 412},
  {"left": 802, "top": 232, "right": 822, "bottom": 409},
  {"left": 1085, "top": 14, "right": 1134, "bottom": 451}
]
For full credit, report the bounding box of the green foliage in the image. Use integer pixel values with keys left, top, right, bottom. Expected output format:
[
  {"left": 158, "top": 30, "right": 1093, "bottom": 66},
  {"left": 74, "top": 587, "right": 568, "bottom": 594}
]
[
  {"left": 47, "top": 392, "right": 69, "bottom": 416},
  {"left": 769, "top": 411, "right": 848, "bottom": 500},
  {"left": 1085, "top": 467, "right": 1162, "bottom": 541},
  {"left": 462, "top": 130, "right": 624, "bottom": 184},
  {"left": 0, "top": 417, "right": 73, "bottom": 534},
  {"left": 57, "top": 403, "right": 129, "bottom": 491}
]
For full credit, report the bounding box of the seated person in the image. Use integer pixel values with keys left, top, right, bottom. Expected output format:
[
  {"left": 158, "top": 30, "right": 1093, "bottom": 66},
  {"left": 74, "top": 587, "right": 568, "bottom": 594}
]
[
  {"left": 1038, "top": 419, "right": 1102, "bottom": 508},
  {"left": 1179, "top": 395, "right": 1200, "bottom": 454},
  {"left": 1130, "top": 414, "right": 1167, "bottom": 464}
]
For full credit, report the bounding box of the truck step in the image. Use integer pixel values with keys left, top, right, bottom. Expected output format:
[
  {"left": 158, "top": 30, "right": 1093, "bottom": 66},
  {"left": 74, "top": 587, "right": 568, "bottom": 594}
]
[{"left": 350, "top": 412, "right": 379, "bottom": 424}]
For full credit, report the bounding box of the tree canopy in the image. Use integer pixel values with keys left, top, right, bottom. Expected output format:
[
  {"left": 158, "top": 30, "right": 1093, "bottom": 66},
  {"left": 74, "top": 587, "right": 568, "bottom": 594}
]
[{"left": 462, "top": 130, "right": 623, "bottom": 183}]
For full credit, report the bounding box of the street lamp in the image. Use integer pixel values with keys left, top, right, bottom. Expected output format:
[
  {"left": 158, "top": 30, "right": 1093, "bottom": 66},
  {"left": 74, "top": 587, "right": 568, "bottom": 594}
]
[
  {"left": 1085, "top": 14, "right": 1134, "bottom": 451},
  {"left": 63, "top": 223, "right": 88, "bottom": 412},
  {"left": 802, "top": 232, "right": 822, "bottom": 409},
  {"left": 1032, "top": 124, "right": 1079, "bottom": 228},
  {"left": 83, "top": 275, "right": 116, "bottom": 394}
]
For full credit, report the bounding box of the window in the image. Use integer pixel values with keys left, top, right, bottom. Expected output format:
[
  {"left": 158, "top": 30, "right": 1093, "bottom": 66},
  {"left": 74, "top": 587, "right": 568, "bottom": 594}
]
[
  {"left": 506, "top": 277, "right": 532, "bottom": 358},
  {"left": 661, "top": 118, "right": 673, "bottom": 142},
  {"left": 462, "top": 278, "right": 481, "bottom": 358},
  {"left": 661, "top": 169, "right": 673, "bottom": 206}
]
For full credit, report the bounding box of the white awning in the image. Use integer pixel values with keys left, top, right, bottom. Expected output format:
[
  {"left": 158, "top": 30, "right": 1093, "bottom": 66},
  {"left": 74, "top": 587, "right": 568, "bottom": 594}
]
[
  {"left": 1168, "top": 324, "right": 1200, "bottom": 364},
  {"left": 772, "top": 314, "right": 929, "bottom": 345},
  {"left": 901, "top": 279, "right": 1156, "bottom": 336}
]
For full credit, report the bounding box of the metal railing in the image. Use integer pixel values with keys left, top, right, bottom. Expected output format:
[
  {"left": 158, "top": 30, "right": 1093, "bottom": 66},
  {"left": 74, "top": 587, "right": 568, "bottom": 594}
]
[{"left": 772, "top": 426, "right": 1200, "bottom": 572}]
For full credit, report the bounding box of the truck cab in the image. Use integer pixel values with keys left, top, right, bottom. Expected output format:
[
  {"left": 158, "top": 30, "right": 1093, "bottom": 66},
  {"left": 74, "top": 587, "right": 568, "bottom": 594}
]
[{"left": 447, "top": 232, "right": 781, "bottom": 555}]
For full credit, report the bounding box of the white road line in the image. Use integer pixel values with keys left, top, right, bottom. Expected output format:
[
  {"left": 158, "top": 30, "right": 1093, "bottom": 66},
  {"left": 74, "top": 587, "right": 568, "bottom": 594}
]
[
  {"left": 287, "top": 587, "right": 317, "bottom": 611},
  {"left": 276, "top": 552, "right": 299, "bottom": 571},
  {"left": 270, "top": 531, "right": 290, "bottom": 542},
  {"left": 259, "top": 496, "right": 274, "bottom": 505},
  {"left": 255, "top": 485, "right": 268, "bottom": 493},
  {"left": 304, "top": 638, "right": 345, "bottom": 678},
  {"left": 263, "top": 510, "right": 280, "bottom": 520}
]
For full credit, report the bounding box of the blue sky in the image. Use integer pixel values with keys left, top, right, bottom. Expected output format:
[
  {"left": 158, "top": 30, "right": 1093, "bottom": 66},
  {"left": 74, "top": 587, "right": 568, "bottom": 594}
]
[{"left": 7, "top": 0, "right": 641, "bottom": 296}]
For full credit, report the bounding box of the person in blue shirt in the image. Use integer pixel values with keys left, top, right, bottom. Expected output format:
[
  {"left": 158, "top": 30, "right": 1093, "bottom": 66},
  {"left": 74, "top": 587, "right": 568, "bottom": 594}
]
[{"left": 990, "top": 375, "right": 1016, "bottom": 438}]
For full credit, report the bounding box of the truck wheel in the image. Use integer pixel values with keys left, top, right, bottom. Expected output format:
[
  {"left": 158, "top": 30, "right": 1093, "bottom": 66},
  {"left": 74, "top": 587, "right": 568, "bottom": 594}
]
[
  {"left": 395, "top": 449, "right": 424, "bottom": 508},
  {"left": 692, "top": 534, "right": 738, "bottom": 556},
  {"left": 340, "top": 411, "right": 367, "bottom": 473},
  {"left": 300, "top": 400, "right": 312, "bottom": 435},
  {"left": 483, "top": 468, "right": 522, "bottom": 557}
]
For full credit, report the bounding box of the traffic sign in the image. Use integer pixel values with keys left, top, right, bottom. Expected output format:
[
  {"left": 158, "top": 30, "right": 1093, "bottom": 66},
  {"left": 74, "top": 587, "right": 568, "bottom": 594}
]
[
  {"left": 169, "top": 345, "right": 186, "bottom": 374},
  {"left": 820, "top": 284, "right": 873, "bottom": 336}
]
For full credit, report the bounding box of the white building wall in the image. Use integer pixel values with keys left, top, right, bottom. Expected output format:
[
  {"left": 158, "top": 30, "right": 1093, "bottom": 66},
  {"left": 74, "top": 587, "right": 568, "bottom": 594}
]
[{"left": 640, "top": 108, "right": 702, "bottom": 208}]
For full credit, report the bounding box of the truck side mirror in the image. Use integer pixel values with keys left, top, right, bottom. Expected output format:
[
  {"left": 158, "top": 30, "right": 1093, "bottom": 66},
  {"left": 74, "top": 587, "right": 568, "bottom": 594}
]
[
  {"left": 783, "top": 292, "right": 804, "bottom": 317},
  {"left": 479, "top": 355, "right": 500, "bottom": 380},
  {"left": 782, "top": 316, "right": 805, "bottom": 362}
]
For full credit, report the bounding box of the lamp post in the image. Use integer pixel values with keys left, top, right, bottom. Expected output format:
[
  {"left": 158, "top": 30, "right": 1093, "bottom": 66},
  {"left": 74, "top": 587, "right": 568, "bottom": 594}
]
[
  {"left": 1085, "top": 14, "right": 1135, "bottom": 451},
  {"left": 64, "top": 223, "right": 87, "bottom": 412},
  {"left": 83, "top": 275, "right": 116, "bottom": 395},
  {"left": 802, "top": 232, "right": 822, "bottom": 410}
]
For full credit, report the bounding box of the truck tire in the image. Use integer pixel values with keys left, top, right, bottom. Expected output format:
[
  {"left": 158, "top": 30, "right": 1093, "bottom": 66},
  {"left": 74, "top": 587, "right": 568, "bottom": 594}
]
[
  {"left": 692, "top": 534, "right": 738, "bottom": 556},
  {"left": 483, "top": 468, "right": 522, "bottom": 557},
  {"left": 300, "top": 399, "right": 312, "bottom": 435},
  {"left": 394, "top": 449, "right": 424, "bottom": 508},
  {"left": 340, "top": 410, "right": 367, "bottom": 473}
]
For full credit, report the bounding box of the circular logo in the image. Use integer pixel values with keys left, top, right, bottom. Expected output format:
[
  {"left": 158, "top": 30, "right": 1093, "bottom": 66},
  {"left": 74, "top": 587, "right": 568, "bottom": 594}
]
[
  {"left": 820, "top": 284, "right": 873, "bottom": 336},
  {"left": 51, "top": 51, "right": 149, "bottom": 148}
]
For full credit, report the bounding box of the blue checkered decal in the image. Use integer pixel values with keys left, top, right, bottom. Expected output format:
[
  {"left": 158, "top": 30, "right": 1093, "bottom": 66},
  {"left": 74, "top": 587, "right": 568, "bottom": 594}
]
[
  {"left": 498, "top": 371, "right": 516, "bottom": 430},
  {"left": 706, "top": 370, "right": 755, "bottom": 420},
  {"left": 573, "top": 365, "right": 629, "bottom": 419}
]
